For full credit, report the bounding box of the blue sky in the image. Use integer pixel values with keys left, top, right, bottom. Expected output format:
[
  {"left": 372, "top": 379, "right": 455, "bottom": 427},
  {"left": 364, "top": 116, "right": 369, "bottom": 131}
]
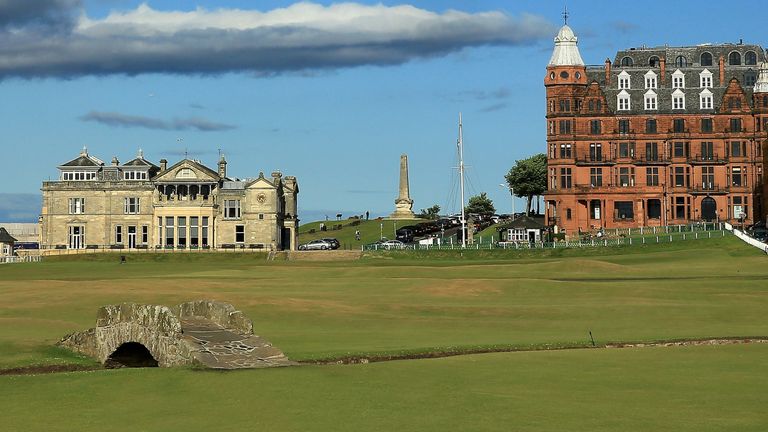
[{"left": 1, "top": 0, "right": 766, "bottom": 222}]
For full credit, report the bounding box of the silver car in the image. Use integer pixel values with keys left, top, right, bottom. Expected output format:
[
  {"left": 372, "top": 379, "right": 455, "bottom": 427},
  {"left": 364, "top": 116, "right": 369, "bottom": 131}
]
[{"left": 298, "top": 239, "right": 334, "bottom": 250}]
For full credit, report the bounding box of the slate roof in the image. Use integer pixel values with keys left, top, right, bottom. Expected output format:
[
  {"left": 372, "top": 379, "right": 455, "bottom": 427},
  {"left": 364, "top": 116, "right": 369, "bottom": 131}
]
[
  {"left": 59, "top": 153, "right": 104, "bottom": 168},
  {"left": 583, "top": 43, "right": 766, "bottom": 115},
  {"left": 0, "top": 227, "right": 17, "bottom": 243},
  {"left": 496, "top": 216, "right": 545, "bottom": 231},
  {"left": 122, "top": 157, "right": 159, "bottom": 169}
]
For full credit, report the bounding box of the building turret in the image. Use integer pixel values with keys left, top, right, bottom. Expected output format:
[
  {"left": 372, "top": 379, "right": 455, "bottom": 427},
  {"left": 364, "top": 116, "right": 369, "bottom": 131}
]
[{"left": 545, "top": 23, "right": 587, "bottom": 88}]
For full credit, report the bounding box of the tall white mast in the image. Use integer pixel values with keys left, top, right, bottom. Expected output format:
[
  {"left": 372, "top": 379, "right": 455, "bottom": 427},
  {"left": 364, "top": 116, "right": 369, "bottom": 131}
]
[{"left": 458, "top": 113, "right": 467, "bottom": 248}]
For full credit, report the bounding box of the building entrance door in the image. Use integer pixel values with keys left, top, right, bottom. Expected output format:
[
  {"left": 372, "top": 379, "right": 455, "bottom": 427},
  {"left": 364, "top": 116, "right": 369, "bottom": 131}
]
[
  {"left": 68, "top": 226, "right": 83, "bottom": 249},
  {"left": 127, "top": 226, "right": 137, "bottom": 249},
  {"left": 701, "top": 197, "right": 716, "bottom": 221}
]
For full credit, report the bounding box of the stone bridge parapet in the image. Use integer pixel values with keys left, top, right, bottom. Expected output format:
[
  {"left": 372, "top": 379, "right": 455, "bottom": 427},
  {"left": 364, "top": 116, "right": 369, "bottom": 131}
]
[{"left": 59, "top": 300, "right": 292, "bottom": 369}]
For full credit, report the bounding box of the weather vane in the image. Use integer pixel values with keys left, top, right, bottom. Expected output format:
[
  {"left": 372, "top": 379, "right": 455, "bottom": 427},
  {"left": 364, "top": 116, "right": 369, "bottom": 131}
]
[{"left": 562, "top": 5, "right": 569, "bottom": 25}]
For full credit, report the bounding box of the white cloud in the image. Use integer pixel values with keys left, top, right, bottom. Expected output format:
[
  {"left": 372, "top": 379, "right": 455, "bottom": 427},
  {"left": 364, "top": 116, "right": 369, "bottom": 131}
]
[{"left": 0, "top": 2, "right": 555, "bottom": 79}]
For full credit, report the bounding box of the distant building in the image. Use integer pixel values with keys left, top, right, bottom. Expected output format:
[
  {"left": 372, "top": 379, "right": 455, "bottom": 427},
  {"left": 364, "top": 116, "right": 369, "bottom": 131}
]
[
  {"left": 496, "top": 216, "right": 544, "bottom": 243},
  {"left": 40, "top": 149, "right": 299, "bottom": 251},
  {"left": 545, "top": 23, "right": 766, "bottom": 236},
  {"left": 0, "top": 227, "right": 17, "bottom": 256}
]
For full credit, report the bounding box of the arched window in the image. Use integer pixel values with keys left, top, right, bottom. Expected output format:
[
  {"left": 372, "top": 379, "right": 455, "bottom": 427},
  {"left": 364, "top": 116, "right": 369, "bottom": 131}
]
[
  {"left": 621, "top": 56, "right": 634, "bottom": 67},
  {"left": 764, "top": 95, "right": 768, "bottom": 107},
  {"left": 745, "top": 51, "right": 757, "bottom": 65},
  {"left": 649, "top": 56, "right": 659, "bottom": 67},
  {"left": 729, "top": 51, "right": 741, "bottom": 65},
  {"left": 675, "top": 56, "right": 687, "bottom": 67},
  {"left": 700, "top": 52, "right": 713, "bottom": 66}
]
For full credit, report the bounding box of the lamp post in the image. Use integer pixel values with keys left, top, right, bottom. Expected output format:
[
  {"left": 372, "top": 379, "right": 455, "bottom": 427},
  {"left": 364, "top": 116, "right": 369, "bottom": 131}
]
[{"left": 499, "top": 183, "right": 515, "bottom": 219}]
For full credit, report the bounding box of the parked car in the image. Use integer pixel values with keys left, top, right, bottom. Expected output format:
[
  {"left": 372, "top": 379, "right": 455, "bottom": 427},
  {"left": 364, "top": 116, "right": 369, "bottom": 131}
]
[
  {"left": 395, "top": 227, "right": 415, "bottom": 243},
  {"left": 750, "top": 228, "right": 768, "bottom": 243},
  {"left": 379, "top": 239, "right": 405, "bottom": 250},
  {"left": 321, "top": 238, "right": 340, "bottom": 249},
  {"left": 298, "top": 239, "right": 334, "bottom": 250}
]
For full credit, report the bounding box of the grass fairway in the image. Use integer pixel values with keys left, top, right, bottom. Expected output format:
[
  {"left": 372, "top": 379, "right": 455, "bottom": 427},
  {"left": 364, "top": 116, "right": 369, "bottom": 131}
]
[
  {"left": 4, "top": 344, "right": 767, "bottom": 431},
  {"left": 1, "top": 235, "right": 766, "bottom": 430}
]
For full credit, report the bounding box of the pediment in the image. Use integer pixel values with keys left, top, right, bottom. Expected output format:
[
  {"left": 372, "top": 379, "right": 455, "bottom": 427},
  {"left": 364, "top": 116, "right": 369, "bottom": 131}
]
[
  {"left": 246, "top": 176, "right": 276, "bottom": 189},
  {"left": 154, "top": 160, "right": 219, "bottom": 182}
]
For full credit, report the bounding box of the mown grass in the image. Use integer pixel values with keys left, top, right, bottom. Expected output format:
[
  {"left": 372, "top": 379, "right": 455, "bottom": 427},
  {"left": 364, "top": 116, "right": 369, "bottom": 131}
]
[
  {"left": 2, "top": 235, "right": 767, "bottom": 430},
  {"left": 0, "top": 235, "right": 765, "bottom": 366},
  {"left": 3, "top": 344, "right": 767, "bottom": 431}
]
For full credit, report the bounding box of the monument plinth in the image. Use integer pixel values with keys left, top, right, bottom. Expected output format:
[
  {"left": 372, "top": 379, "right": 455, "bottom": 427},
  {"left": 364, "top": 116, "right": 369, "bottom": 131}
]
[{"left": 390, "top": 154, "right": 415, "bottom": 219}]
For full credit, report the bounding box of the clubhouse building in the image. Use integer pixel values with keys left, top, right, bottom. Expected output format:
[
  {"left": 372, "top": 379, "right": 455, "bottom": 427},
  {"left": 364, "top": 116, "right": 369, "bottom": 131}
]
[{"left": 40, "top": 149, "right": 299, "bottom": 251}]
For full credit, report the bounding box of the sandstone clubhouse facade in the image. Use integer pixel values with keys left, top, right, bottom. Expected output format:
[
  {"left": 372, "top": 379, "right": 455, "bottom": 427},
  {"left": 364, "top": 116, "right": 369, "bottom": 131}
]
[{"left": 40, "top": 149, "right": 299, "bottom": 251}]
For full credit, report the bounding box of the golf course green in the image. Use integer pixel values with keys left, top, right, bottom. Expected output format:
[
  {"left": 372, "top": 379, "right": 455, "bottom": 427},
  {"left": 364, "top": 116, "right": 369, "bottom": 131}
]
[{"left": 1, "top": 235, "right": 766, "bottom": 431}]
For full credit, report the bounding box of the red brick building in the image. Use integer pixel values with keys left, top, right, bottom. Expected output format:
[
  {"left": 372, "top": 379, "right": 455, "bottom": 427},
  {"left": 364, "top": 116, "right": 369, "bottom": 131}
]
[{"left": 544, "top": 24, "right": 767, "bottom": 236}]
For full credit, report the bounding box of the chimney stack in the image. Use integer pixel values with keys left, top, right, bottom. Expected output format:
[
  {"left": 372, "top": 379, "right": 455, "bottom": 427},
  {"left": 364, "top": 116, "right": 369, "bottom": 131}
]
[
  {"left": 160, "top": 159, "right": 168, "bottom": 171},
  {"left": 604, "top": 58, "right": 611, "bottom": 84},
  {"left": 271, "top": 171, "right": 282, "bottom": 185},
  {"left": 218, "top": 155, "right": 227, "bottom": 178},
  {"left": 660, "top": 56, "right": 666, "bottom": 85},
  {"left": 111, "top": 156, "right": 119, "bottom": 166},
  {"left": 719, "top": 56, "right": 726, "bottom": 86}
]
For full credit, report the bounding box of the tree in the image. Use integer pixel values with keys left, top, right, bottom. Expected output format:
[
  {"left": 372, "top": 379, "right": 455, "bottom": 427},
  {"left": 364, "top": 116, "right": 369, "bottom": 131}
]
[
  {"left": 465, "top": 193, "right": 495, "bottom": 216},
  {"left": 505, "top": 153, "right": 547, "bottom": 216},
  {"left": 418, "top": 204, "right": 441, "bottom": 220}
]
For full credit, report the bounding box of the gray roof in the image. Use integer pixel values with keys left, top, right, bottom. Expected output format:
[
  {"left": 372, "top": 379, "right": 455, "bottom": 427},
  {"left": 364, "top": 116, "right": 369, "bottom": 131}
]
[
  {"left": 122, "top": 157, "right": 159, "bottom": 169},
  {"left": 59, "top": 154, "right": 103, "bottom": 168},
  {"left": 586, "top": 66, "right": 758, "bottom": 115},
  {"left": 611, "top": 44, "right": 765, "bottom": 68},
  {"left": 497, "top": 216, "right": 545, "bottom": 231},
  {"left": 0, "top": 227, "right": 17, "bottom": 243},
  {"left": 579, "top": 42, "right": 767, "bottom": 115}
]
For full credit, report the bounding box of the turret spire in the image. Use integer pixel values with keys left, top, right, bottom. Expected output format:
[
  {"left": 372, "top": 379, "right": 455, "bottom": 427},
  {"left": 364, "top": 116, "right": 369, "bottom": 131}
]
[{"left": 548, "top": 22, "right": 584, "bottom": 66}]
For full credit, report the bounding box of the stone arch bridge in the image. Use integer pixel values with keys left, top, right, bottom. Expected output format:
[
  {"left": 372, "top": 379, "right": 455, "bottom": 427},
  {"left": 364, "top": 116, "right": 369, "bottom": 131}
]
[{"left": 59, "top": 301, "right": 293, "bottom": 369}]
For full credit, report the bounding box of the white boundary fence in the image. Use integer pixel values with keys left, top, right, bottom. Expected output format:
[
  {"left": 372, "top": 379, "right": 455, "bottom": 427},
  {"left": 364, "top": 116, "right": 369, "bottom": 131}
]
[
  {"left": 0, "top": 255, "right": 42, "bottom": 264},
  {"left": 724, "top": 223, "right": 768, "bottom": 254},
  {"left": 364, "top": 227, "right": 731, "bottom": 252}
]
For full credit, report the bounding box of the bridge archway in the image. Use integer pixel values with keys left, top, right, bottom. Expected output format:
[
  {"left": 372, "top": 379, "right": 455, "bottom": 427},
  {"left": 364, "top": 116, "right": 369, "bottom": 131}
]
[{"left": 106, "top": 342, "right": 159, "bottom": 368}]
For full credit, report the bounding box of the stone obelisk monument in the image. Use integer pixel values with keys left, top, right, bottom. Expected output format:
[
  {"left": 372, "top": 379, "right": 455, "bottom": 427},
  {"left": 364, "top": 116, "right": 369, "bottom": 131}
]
[{"left": 390, "top": 154, "right": 415, "bottom": 219}]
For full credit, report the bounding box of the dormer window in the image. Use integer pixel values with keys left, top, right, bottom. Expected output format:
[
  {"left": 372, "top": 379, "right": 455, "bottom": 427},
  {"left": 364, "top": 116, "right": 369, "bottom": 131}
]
[
  {"left": 649, "top": 56, "right": 660, "bottom": 67},
  {"left": 644, "top": 70, "right": 657, "bottom": 89},
  {"left": 62, "top": 171, "right": 96, "bottom": 181},
  {"left": 700, "top": 52, "right": 713, "bottom": 66},
  {"left": 617, "top": 90, "right": 631, "bottom": 111},
  {"left": 644, "top": 90, "right": 657, "bottom": 110},
  {"left": 699, "top": 89, "right": 713, "bottom": 109},
  {"left": 621, "top": 56, "right": 634, "bottom": 67},
  {"left": 729, "top": 51, "right": 741, "bottom": 65},
  {"left": 672, "top": 89, "right": 686, "bottom": 110},
  {"left": 618, "top": 71, "right": 631, "bottom": 89},
  {"left": 699, "top": 69, "right": 713, "bottom": 88},
  {"left": 675, "top": 56, "right": 687, "bottom": 68},
  {"left": 672, "top": 69, "right": 685, "bottom": 89},
  {"left": 123, "top": 171, "right": 148, "bottom": 181}
]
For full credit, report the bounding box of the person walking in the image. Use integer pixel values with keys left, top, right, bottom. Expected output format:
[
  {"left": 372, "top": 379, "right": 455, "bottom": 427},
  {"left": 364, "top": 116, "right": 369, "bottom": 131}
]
[{"left": 355, "top": 230, "right": 361, "bottom": 241}]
